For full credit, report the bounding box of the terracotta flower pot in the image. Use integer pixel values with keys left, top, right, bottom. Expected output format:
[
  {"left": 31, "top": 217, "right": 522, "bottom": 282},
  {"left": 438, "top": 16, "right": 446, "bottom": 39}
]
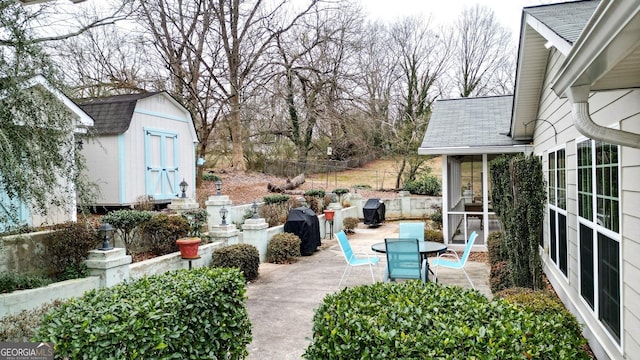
[
  {"left": 176, "top": 237, "right": 201, "bottom": 259},
  {"left": 324, "top": 209, "right": 335, "bottom": 221}
]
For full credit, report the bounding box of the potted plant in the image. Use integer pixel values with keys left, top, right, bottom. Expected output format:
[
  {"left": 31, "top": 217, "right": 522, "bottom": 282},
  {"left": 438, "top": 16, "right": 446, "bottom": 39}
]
[
  {"left": 176, "top": 209, "right": 208, "bottom": 259},
  {"left": 176, "top": 237, "right": 201, "bottom": 259}
]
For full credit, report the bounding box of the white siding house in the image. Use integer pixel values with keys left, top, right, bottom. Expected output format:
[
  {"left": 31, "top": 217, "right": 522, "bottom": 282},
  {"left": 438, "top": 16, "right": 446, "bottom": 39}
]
[
  {"left": 0, "top": 76, "right": 93, "bottom": 231},
  {"left": 78, "top": 92, "right": 198, "bottom": 207},
  {"left": 420, "top": 1, "right": 640, "bottom": 358}
]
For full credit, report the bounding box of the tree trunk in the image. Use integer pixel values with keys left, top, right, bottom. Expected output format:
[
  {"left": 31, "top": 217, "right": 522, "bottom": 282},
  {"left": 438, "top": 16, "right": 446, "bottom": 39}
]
[{"left": 229, "top": 91, "right": 246, "bottom": 171}]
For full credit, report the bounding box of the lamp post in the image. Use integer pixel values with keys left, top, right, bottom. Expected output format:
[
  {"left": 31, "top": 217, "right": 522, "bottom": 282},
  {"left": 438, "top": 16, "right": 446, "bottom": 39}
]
[
  {"left": 251, "top": 201, "right": 258, "bottom": 219},
  {"left": 220, "top": 206, "right": 228, "bottom": 225},
  {"left": 179, "top": 179, "right": 188, "bottom": 198},
  {"left": 98, "top": 222, "right": 114, "bottom": 251},
  {"left": 215, "top": 179, "right": 222, "bottom": 196}
]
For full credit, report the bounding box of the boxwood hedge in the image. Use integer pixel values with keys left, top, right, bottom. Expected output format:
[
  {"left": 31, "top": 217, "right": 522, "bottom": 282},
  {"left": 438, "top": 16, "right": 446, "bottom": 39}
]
[
  {"left": 304, "top": 281, "right": 589, "bottom": 359},
  {"left": 35, "top": 267, "right": 252, "bottom": 359}
]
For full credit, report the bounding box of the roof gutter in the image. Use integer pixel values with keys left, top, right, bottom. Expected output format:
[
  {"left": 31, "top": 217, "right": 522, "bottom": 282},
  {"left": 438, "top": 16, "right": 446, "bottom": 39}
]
[
  {"left": 552, "top": 0, "right": 640, "bottom": 149},
  {"left": 567, "top": 85, "right": 640, "bottom": 148}
]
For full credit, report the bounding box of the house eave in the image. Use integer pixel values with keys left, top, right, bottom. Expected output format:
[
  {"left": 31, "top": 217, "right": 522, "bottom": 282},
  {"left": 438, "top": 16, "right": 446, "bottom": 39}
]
[
  {"left": 552, "top": 0, "right": 640, "bottom": 96},
  {"left": 418, "top": 145, "right": 532, "bottom": 156}
]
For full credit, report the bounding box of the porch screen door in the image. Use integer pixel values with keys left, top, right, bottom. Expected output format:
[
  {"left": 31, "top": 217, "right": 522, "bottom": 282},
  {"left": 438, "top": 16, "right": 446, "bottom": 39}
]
[{"left": 145, "top": 129, "right": 179, "bottom": 200}]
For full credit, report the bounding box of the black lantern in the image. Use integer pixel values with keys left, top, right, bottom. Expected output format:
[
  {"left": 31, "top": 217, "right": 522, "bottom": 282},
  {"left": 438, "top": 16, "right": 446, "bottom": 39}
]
[
  {"left": 179, "top": 179, "right": 188, "bottom": 198},
  {"left": 215, "top": 179, "right": 222, "bottom": 195},
  {"left": 98, "top": 222, "right": 114, "bottom": 251},
  {"left": 220, "top": 206, "right": 228, "bottom": 225},
  {"left": 251, "top": 201, "right": 258, "bottom": 219}
]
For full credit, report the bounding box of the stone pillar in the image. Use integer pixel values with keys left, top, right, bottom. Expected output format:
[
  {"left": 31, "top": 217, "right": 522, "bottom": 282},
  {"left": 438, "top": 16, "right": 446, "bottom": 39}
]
[
  {"left": 242, "top": 218, "right": 269, "bottom": 262},
  {"left": 167, "top": 197, "right": 200, "bottom": 215},
  {"left": 205, "top": 195, "right": 233, "bottom": 231},
  {"left": 85, "top": 248, "right": 132, "bottom": 288},
  {"left": 399, "top": 190, "right": 411, "bottom": 219},
  {"left": 348, "top": 192, "right": 364, "bottom": 219},
  {"left": 327, "top": 202, "right": 343, "bottom": 233},
  {"left": 209, "top": 224, "right": 240, "bottom": 246}
]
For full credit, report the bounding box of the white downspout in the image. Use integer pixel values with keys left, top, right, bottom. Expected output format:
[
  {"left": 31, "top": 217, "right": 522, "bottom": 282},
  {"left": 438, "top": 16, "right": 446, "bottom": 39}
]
[{"left": 567, "top": 85, "right": 640, "bottom": 148}]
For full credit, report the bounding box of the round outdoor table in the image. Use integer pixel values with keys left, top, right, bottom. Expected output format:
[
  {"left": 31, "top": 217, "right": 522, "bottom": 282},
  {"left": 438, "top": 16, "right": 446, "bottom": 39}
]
[{"left": 371, "top": 240, "right": 447, "bottom": 257}]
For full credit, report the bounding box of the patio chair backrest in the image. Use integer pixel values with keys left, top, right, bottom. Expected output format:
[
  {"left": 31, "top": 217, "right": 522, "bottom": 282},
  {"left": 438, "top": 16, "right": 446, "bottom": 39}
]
[
  {"left": 399, "top": 222, "right": 424, "bottom": 242},
  {"left": 459, "top": 231, "right": 479, "bottom": 265},
  {"left": 336, "top": 231, "right": 355, "bottom": 263},
  {"left": 385, "top": 238, "right": 422, "bottom": 280}
]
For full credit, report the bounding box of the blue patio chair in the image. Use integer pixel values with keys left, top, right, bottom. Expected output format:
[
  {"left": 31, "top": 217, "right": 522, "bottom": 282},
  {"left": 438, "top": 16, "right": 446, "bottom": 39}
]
[
  {"left": 384, "top": 238, "right": 428, "bottom": 283},
  {"left": 431, "top": 231, "right": 478, "bottom": 289},
  {"left": 336, "top": 231, "right": 380, "bottom": 287},
  {"left": 399, "top": 222, "right": 425, "bottom": 242}
]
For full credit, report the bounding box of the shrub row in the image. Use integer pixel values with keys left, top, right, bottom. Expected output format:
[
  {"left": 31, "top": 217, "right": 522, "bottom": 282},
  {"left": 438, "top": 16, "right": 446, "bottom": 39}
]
[
  {"left": 304, "top": 281, "right": 589, "bottom": 359},
  {"left": 0, "top": 272, "right": 52, "bottom": 294},
  {"left": 35, "top": 267, "right": 252, "bottom": 359}
]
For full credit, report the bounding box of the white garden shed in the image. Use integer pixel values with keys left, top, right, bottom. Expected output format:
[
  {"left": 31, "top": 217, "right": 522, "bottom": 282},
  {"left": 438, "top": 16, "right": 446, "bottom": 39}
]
[{"left": 78, "top": 92, "right": 198, "bottom": 207}]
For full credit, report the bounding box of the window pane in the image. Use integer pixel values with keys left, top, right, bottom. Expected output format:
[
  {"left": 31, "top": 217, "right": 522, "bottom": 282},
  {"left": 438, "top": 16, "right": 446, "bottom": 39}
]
[
  {"left": 559, "top": 214, "right": 567, "bottom": 275},
  {"left": 550, "top": 209, "right": 557, "bottom": 264},
  {"left": 577, "top": 141, "right": 593, "bottom": 221},
  {"left": 579, "top": 224, "right": 594, "bottom": 309},
  {"left": 598, "top": 233, "right": 620, "bottom": 342},
  {"left": 548, "top": 152, "right": 556, "bottom": 205},
  {"left": 557, "top": 149, "right": 566, "bottom": 209},
  {"left": 595, "top": 142, "right": 619, "bottom": 233}
]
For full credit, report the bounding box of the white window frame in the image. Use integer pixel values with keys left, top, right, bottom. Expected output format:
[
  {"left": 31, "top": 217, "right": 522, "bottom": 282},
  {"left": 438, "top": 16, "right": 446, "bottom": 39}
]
[
  {"left": 575, "top": 136, "right": 622, "bottom": 347},
  {"left": 547, "top": 145, "right": 568, "bottom": 279}
]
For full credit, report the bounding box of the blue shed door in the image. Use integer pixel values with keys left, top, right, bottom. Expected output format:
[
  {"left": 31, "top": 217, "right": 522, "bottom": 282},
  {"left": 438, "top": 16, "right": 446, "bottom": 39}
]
[
  {"left": 0, "top": 190, "right": 30, "bottom": 232},
  {"left": 144, "top": 129, "right": 179, "bottom": 200}
]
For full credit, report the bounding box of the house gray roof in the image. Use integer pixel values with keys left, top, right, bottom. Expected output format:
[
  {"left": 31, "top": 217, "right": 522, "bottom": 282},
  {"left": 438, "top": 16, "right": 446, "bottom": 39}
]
[
  {"left": 77, "top": 92, "right": 159, "bottom": 135},
  {"left": 420, "top": 96, "right": 528, "bottom": 152},
  {"left": 524, "top": 0, "right": 599, "bottom": 45}
]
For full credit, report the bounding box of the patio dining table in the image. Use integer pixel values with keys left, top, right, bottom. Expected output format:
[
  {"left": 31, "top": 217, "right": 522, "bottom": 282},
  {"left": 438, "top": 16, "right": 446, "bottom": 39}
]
[
  {"left": 371, "top": 240, "right": 447, "bottom": 258},
  {"left": 371, "top": 240, "right": 447, "bottom": 277}
]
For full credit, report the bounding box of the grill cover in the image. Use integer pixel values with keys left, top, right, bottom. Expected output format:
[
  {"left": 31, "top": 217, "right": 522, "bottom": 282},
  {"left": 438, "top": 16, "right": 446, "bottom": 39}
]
[
  {"left": 284, "top": 207, "right": 321, "bottom": 256},
  {"left": 363, "top": 198, "right": 385, "bottom": 226}
]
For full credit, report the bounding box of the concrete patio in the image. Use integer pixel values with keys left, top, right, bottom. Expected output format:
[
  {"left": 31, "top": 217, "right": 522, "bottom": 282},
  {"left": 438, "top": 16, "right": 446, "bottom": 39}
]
[{"left": 245, "top": 221, "right": 491, "bottom": 359}]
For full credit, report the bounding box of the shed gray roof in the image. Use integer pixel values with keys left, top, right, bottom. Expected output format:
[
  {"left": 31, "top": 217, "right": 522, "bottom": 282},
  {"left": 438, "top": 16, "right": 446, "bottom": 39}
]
[
  {"left": 77, "top": 92, "right": 159, "bottom": 135},
  {"left": 524, "top": 0, "right": 599, "bottom": 45},
  {"left": 420, "top": 96, "right": 528, "bottom": 152}
]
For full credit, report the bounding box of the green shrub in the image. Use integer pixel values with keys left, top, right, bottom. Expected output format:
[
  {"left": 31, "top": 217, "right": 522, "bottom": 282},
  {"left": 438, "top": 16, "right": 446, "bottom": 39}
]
[
  {"left": 140, "top": 214, "right": 189, "bottom": 256},
  {"left": 304, "top": 281, "right": 589, "bottom": 359},
  {"left": 212, "top": 244, "right": 260, "bottom": 281},
  {"left": 35, "top": 268, "right": 251, "bottom": 359},
  {"left": 0, "top": 272, "right": 52, "bottom": 294},
  {"left": 404, "top": 172, "right": 441, "bottom": 195},
  {"left": 181, "top": 208, "right": 208, "bottom": 237},
  {"left": 202, "top": 172, "right": 220, "bottom": 182},
  {"left": 424, "top": 229, "right": 444, "bottom": 243},
  {"left": 353, "top": 184, "right": 371, "bottom": 190},
  {"left": 304, "top": 189, "right": 326, "bottom": 198},
  {"left": 490, "top": 260, "right": 512, "bottom": 294},
  {"left": 429, "top": 204, "right": 443, "bottom": 228},
  {"left": 342, "top": 217, "right": 359, "bottom": 233},
  {"left": 267, "top": 233, "right": 301, "bottom": 264},
  {"left": 101, "top": 209, "right": 154, "bottom": 254},
  {"left": 0, "top": 300, "right": 64, "bottom": 341},
  {"left": 262, "top": 194, "right": 290, "bottom": 205},
  {"left": 487, "top": 231, "right": 508, "bottom": 266},
  {"left": 45, "top": 222, "right": 100, "bottom": 281},
  {"left": 495, "top": 287, "right": 584, "bottom": 343},
  {"left": 332, "top": 188, "right": 349, "bottom": 197}
]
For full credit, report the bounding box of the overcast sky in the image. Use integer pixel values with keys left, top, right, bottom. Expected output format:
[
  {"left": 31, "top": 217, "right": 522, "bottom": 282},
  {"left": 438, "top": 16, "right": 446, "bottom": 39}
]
[{"left": 359, "top": 0, "right": 568, "bottom": 40}]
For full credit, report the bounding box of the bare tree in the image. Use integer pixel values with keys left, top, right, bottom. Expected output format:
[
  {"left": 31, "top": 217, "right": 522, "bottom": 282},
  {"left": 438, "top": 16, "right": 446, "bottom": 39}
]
[
  {"left": 267, "top": 2, "right": 364, "bottom": 163},
  {"left": 450, "top": 4, "right": 515, "bottom": 97},
  {"left": 136, "top": 0, "right": 228, "bottom": 185},
  {"left": 388, "top": 17, "right": 451, "bottom": 188}
]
